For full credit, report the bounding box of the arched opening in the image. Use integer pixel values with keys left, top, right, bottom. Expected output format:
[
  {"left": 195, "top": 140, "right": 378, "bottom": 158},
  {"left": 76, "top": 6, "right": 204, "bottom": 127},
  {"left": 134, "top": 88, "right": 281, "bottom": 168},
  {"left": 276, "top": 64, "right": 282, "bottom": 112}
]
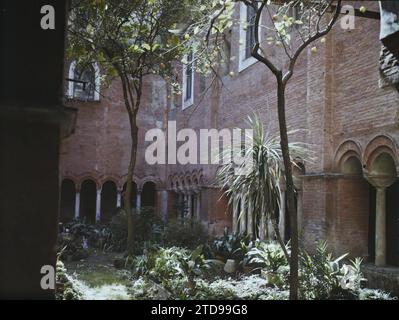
[
  {"left": 60, "top": 179, "right": 75, "bottom": 223},
  {"left": 142, "top": 181, "right": 157, "bottom": 208},
  {"left": 101, "top": 181, "right": 117, "bottom": 222},
  {"left": 122, "top": 182, "right": 137, "bottom": 209},
  {"left": 342, "top": 156, "right": 363, "bottom": 175},
  {"left": 80, "top": 180, "right": 97, "bottom": 224}
]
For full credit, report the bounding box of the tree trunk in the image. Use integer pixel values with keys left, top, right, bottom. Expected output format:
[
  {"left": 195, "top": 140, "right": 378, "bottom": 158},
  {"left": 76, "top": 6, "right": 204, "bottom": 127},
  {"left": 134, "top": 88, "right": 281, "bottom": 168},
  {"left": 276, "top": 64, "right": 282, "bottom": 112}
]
[
  {"left": 270, "top": 211, "right": 290, "bottom": 263},
  {"left": 125, "top": 114, "right": 139, "bottom": 255},
  {"left": 276, "top": 76, "right": 299, "bottom": 300}
]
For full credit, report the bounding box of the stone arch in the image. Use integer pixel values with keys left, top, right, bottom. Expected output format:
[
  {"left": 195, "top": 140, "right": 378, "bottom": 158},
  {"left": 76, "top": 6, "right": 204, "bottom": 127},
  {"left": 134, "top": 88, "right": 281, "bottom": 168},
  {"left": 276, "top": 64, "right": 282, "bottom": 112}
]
[
  {"left": 139, "top": 176, "right": 163, "bottom": 191},
  {"left": 100, "top": 176, "right": 120, "bottom": 190},
  {"left": 78, "top": 174, "right": 101, "bottom": 190},
  {"left": 334, "top": 139, "right": 363, "bottom": 173},
  {"left": 80, "top": 179, "right": 97, "bottom": 224},
  {"left": 364, "top": 135, "right": 398, "bottom": 174},
  {"left": 101, "top": 180, "right": 118, "bottom": 222},
  {"left": 60, "top": 179, "right": 76, "bottom": 223},
  {"left": 142, "top": 181, "right": 157, "bottom": 208},
  {"left": 369, "top": 152, "right": 397, "bottom": 178}
]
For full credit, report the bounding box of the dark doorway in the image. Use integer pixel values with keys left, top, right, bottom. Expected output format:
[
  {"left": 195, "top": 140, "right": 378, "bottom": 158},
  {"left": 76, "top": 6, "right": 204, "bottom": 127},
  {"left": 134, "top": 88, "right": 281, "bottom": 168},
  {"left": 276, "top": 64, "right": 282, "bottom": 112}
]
[
  {"left": 101, "top": 181, "right": 117, "bottom": 222},
  {"left": 142, "top": 181, "right": 157, "bottom": 208},
  {"left": 80, "top": 180, "right": 97, "bottom": 224},
  {"left": 122, "top": 182, "right": 137, "bottom": 209},
  {"left": 387, "top": 180, "right": 399, "bottom": 266},
  {"left": 60, "top": 179, "right": 75, "bottom": 223}
]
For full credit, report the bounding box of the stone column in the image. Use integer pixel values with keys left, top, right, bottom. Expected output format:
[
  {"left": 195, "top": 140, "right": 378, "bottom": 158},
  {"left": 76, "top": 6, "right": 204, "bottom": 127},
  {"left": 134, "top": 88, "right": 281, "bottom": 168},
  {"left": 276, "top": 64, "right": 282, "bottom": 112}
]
[
  {"left": 136, "top": 190, "right": 142, "bottom": 210},
  {"left": 116, "top": 189, "right": 122, "bottom": 208},
  {"left": 75, "top": 191, "right": 81, "bottom": 219},
  {"left": 196, "top": 191, "right": 201, "bottom": 220},
  {"left": 96, "top": 189, "right": 102, "bottom": 222},
  {"left": 279, "top": 189, "right": 286, "bottom": 242},
  {"left": 366, "top": 175, "right": 396, "bottom": 267},
  {"left": 187, "top": 193, "right": 193, "bottom": 217},
  {"left": 375, "top": 187, "right": 387, "bottom": 266},
  {"left": 160, "top": 190, "right": 168, "bottom": 221},
  {"left": 182, "top": 193, "right": 188, "bottom": 217}
]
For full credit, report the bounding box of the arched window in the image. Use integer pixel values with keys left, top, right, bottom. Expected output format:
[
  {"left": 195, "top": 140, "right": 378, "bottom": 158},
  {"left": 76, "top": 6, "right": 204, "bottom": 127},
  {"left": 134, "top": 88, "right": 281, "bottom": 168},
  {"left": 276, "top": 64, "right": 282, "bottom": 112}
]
[{"left": 68, "top": 61, "right": 100, "bottom": 101}]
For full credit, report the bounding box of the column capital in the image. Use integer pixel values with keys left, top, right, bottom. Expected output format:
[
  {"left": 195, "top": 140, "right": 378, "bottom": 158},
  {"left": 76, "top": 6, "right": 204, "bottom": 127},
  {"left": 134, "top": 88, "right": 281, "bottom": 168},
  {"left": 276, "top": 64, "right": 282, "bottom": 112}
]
[{"left": 365, "top": 174, "right": 397, "bottom": 189}]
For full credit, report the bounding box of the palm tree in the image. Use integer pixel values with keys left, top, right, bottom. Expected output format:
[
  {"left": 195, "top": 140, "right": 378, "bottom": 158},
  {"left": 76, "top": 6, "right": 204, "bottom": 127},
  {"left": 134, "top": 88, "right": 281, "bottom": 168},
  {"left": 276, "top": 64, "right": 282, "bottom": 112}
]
[{"left": 216, "top": 115, "right": 309, "bottom": 262}]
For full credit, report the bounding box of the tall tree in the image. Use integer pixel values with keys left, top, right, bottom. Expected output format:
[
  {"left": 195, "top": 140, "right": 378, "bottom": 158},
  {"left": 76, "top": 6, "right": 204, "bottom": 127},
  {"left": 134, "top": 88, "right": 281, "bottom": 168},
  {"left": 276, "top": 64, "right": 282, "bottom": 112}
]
[
  {"left": 186, "top": 0, "right": 343, "bottom": 299},
  {"left": 67, "top": 0, "right": 184, "bottom": 253}
]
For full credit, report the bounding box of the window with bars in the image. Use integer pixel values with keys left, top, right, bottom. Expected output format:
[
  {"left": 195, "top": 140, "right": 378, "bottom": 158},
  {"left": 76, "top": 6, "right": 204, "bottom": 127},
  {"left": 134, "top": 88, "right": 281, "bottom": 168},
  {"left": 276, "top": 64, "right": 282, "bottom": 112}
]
[
  {"left": 245, "top": 5, "right": 257, "bottom": 59},
  {"left": 182, "top": 52, "right": 194, "bottom": 109},
  {"left": 73, "top": 64, "right": 96, "bottom": 101}
]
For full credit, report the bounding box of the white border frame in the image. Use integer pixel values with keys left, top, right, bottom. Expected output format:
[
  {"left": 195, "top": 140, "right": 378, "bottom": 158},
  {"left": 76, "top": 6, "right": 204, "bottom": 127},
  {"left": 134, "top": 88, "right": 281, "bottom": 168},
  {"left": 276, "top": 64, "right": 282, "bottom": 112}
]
[
  {"left": 238, "top": 2, "right": 259, "bottom": 73},
  {"left": 182, "top": 54, "right": 195, "bottom": 110},
  {"left": 68, "top": 61, "right": 101, "bottom": 101}
]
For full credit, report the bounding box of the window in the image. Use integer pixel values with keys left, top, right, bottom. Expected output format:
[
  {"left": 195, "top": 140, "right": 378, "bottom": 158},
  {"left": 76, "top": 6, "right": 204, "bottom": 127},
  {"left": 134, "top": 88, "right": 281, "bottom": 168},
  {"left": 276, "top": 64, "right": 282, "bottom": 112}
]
[
  {"left": 245, "top": 5, "right": 256, "bottom": 59},
  {"left": 182, "top": 52, "right": 194, "bottom": 109},
  {"left": 239, "top": 3, "right": 259, "bottom": 72},
  {"left": 68, "top": 61, "right": 100, "bottom": 101}
]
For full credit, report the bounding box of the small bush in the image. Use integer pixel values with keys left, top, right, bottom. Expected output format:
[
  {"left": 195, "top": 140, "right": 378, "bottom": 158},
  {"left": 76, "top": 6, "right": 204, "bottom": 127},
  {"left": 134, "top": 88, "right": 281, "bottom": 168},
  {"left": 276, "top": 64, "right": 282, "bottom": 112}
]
[
  {"left": 107, "top": 207, "right": 164, "bottom": 253},
  {"left": 358, "top": 288, "right": 397, "bottom": 300},
  {"left": 300, "top": 241, "right": 366, "bottom": 300},
  {"left": 55, "top": 259, "right": 82, "bottom": 300},
  {"left": 211, "top": 231, "right": 252, "bottom": 262},
  {"left": 162, "top": 217, "right": 210, "bottom": 250},
  {"left": 245, "top": 241, "right": 290, "bottom": 273}
]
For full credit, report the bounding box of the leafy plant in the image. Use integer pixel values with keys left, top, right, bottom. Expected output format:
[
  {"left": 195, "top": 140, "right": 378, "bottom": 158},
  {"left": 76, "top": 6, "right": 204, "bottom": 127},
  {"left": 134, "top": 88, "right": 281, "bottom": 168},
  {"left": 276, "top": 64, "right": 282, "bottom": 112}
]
[
  {"left": 216, "top": 115, "right": 308, "bottom": 260},
  {"left": 358, "top": 288, "right": 397, "bottom": 301},
  {"left": 107, "top": 208, "right": 164, "bottom": 253},
  {"left": 212, "top": 231, "right": 252, "bottom": 262},
  {"left": 246, "top": 241, "right": 290, "bottom": 273},
  {"left": 130, "top": 245, "right": 222, "bottom": 296},
  {"left": 299, "top": 241, "right": 366, "bottom": 300},
  {"left": 162, "top": 217, "right": 210, "bottom": 250}
]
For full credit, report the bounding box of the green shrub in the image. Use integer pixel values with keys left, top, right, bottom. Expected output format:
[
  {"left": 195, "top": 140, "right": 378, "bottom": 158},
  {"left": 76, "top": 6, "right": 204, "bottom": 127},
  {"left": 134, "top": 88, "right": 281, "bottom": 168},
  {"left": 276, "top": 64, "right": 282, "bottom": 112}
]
[
  {"left": 162, "top": 217, "right": 210, "bottom": 250},
  {"left": 245, "top": 241, "right": 290, "bottom": 273},
  {"left": 300, "top": 241, "right": 366, "bottom": 300},
  {"left": 55, "top": 258, "right": 82, "bottom": 300},
  {"left": 107, "top": 207, "right": 164, "bottom": 253},
  {"left": 358, "top": 288, "right": 397, "bottom": 300},
  {"left": 130, "top": 245, "right": 222, "bottom": 296}
]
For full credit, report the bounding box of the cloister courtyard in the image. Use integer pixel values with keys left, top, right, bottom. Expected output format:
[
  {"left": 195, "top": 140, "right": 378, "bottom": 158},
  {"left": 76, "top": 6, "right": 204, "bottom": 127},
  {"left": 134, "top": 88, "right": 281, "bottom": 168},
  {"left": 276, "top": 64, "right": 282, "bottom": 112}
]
[{"left": 1, "top": 0, "right": 399, "bottom": 302}]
